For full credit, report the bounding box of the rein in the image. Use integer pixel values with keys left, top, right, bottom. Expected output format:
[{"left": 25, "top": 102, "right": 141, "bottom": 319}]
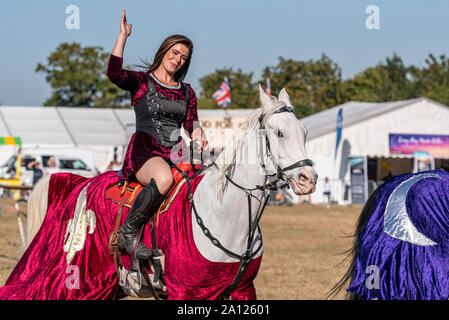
[{"left": 180, "top": 105, "right": 314, "bottom": 299}]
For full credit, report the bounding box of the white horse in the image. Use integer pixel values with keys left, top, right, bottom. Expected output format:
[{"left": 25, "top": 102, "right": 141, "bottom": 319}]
[{"left": 19, "top": 86, "right": 317, "bottom": 300}]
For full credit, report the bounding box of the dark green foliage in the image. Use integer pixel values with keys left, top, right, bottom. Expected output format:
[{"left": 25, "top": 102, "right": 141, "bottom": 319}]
[
  {"left": 342, "top": 53, "right": 414, "bottom": 102},
  {"left": 37, "top": 42, "right": 449, "bottom": 113},
  {"left": 36, "top": 42, "right": 129, "bottom": 107},
  {"left": 197, "top": 68, "right": 258, "bottom": 109},
  {"left": 198, "top": 52, "right": 449, "bottom": 116},
  {"left": 261, "top": 54, "right": 343, "bottom": 116}
]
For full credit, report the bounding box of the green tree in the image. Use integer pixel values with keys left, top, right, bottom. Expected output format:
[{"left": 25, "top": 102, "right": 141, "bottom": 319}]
[
  {"left": 36, "top": 42, "right": 128, "bottom": 107},
  {"left": 409, "top": 54, "right": 449, "bottom": 106},
  {"left": 261, "top": 54, "right": 344, "bottom": 118},
  {"left": 197, "top": 68, "right": 258, "bottom": 109},
  {"left": 197, "top": 52, "right": 449, "bottom": 115},
  {"left": 342, "top": 53, "right": 415, "bottom": 102}
]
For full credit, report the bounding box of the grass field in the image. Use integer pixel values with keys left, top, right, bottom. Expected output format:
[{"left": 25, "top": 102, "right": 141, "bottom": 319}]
[{"left": 0, "top": 198, "right": 361, "bottom": 300}]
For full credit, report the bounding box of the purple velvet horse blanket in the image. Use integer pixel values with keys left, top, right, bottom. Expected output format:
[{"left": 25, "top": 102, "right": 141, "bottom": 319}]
[
  {"left": 0, "top": 171, "right": 261, "bottom": 300},
  {"left": 348, "top": 170, "right": 449, "bottom": 299}
]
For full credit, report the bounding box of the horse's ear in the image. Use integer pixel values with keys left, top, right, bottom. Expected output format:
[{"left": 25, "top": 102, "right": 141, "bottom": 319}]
[
  {"left": 278, "top": 88, "right": 292, "bottom": 107},
  {"left": 259, "top": 84, "right": 272, "bottom": 110}
]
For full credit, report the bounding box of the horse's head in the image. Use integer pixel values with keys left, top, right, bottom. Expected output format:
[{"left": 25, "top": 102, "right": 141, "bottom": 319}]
[{"left": 258, "top": 85, "right": 318, "bottom": 195}]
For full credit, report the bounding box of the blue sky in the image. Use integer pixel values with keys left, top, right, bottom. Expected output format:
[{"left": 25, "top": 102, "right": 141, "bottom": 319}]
[{"left": 1, "top": 0, "right": 449, "bottom": 106}]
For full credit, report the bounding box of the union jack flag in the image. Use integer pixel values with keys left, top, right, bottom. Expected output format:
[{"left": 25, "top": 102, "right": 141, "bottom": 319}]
[
  {"left": 212, "top": 78, "right": 231, "bottom": 108},
  {"left": 266, "top": 78, "right": 271, "bottom": 96}
]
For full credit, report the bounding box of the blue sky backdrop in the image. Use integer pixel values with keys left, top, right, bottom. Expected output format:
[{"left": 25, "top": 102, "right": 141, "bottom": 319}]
[{"left": 1, "top": 0, "right": 449, "bottom": 106}]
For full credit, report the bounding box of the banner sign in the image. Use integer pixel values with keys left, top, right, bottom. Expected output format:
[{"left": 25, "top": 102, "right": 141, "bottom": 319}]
[
  {"left": 349, "top": 157, "right": 368, "bottom": 204},
  {"left": 389, "top": 133, "right": 449, "bottom": 157}
]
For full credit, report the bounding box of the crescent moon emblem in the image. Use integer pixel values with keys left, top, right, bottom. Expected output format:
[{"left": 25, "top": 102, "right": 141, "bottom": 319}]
[{"left": 383, "top": 173, "right": 442, "bottom": 246}]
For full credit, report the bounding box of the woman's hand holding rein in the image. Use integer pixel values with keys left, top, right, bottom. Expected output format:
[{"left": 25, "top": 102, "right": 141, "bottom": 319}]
[{"left": 192, "top": 127, "right": 209, "bottom": 152}]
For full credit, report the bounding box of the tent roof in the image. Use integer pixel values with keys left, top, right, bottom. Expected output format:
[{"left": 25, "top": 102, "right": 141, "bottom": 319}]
[
  {"left": 0, "top": 107, "right": 74, "bottom": 145},
  {"left": 0, "top": 106, "right": 129, "bottom": 146},
  {"left": 301, "top": 97, "right": 449, "bottom": 140},
  {"left": 3, "top": 97, "right": 447, "bottom": 147},
  {"left": 0, "top": 106, "right": 257, "bottom": 147}
]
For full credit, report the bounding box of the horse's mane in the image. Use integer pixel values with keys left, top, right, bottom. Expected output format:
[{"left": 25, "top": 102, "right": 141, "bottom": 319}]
[{"left": 215, "top": 95, "right": 286, "bottom": 199}]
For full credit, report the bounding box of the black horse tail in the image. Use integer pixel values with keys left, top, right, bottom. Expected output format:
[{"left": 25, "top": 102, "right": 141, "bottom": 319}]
[{"left": 326, "top": 187, "right": 380, "bottom": 300}]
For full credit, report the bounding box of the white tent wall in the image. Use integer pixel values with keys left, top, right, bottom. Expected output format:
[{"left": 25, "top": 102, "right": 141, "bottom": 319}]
[
  {"left": 304, "top": 98, "right": 449, "bottom": 204},
  {"left": 2, "top": 98, "right": 448, "bottom": 200},
  {"left": 0, "top": 106, "right": 256, "bottom": 174},
  {"left": 0, "top": 106, "right": 128, "bottom": 172},
  {"left": 196, "top": 110, "right": 254, "bottom": 151},
  {"left": 57, "top": 107, "right": 127, "bottom": 146},
  {"left": 0, "top": 107, "right": 75, "bottom": 145},
  {"left": 304, "top": 154, "right": 336, "bottom": 204}
]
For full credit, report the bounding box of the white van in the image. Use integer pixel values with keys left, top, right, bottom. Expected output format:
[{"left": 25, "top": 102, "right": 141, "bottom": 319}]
[{"left": 0, "top": 148, "right": 99, "bottom": 186}]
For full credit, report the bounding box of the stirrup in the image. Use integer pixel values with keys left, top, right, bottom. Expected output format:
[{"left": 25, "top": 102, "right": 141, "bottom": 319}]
[{"left": 120, "top": 269, "right": 143, "bottom": 291}]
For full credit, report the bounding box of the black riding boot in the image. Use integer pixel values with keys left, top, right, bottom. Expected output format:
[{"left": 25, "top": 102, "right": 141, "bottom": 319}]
[{"left": 117, "top": 178, "right": 164, "bottom": 260}]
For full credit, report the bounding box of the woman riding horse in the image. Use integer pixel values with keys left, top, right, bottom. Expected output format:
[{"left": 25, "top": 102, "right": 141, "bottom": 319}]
[
  {"left": 107, "top": 10, "right": 209, "bottom": 261},
  {"left": 0, "top": 10, "right": 317, "bottom": 300}
]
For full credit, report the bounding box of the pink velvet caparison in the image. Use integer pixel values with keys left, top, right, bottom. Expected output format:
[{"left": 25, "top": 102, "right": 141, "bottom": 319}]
[{"left": 0, "top": 171, "right": 261, "bottom": 300}]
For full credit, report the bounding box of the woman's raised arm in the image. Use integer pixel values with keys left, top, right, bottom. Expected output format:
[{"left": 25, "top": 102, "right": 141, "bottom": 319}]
[
  {"left": 112, "top": 9, "right": 132, "bottom": 58},
  {"left": 107, "top": 10, "right": 140, "bottom": 91}
]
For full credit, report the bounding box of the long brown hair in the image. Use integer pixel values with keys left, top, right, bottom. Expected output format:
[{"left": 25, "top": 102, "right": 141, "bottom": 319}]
[{"left": 137, "top": 34, "right": 194, "bottom": 82}]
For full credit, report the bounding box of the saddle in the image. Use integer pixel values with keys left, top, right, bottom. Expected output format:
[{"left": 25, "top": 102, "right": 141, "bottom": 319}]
[
  {"left": 105, "top": 162, "right": 200, "bottom": 300},
  {"left": 105, "top": 163, "right": 198, "bottom": 222}
]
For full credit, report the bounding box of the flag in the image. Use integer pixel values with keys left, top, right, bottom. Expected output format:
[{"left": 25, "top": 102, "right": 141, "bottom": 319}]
[
  {"left": 0, "top": 137, "right": 22, "bottom": 146},
  {"left": 266, "top": 78, "right": 271, "bottom": 96},
  {"left": 335, "top": 108, "right": 343, "bottom": 160},
  {"left": 212, "top": 78, "right": 231, "bottom": 108}
]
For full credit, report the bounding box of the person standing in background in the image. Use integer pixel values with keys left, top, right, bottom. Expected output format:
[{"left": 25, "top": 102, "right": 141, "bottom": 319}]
[
  {"left": 27, "top": 161, "right": 43, "bottom": 185},
  {"left": 323, "top": 177, "right": 331, "bottom": 209},
  {"left": 45, "top": 156, "right": 58, "bottom": 175}
]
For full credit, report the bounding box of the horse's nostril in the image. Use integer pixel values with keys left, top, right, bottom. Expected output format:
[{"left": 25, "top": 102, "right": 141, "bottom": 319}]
[
  {"left": 298, "top": 173, "right": 309, "bottom": 184},
  {"left": 299, "top": 170, "right": 317, "bottom": 186}
]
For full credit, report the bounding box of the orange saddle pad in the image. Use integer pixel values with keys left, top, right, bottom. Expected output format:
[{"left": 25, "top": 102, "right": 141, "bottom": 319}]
[{"left": 105, "top": 163, "right": 199, "bottom": 215}]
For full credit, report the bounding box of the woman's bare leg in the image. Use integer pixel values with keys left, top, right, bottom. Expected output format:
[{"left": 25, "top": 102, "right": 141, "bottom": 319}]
[{"left": 135, "top": 157, "right": 174, "bottom": 194}]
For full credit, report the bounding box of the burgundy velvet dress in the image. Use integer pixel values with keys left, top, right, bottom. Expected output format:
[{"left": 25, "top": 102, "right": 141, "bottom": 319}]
[{"left": 106, "top": 54, "right": 199, "bottom": 181}]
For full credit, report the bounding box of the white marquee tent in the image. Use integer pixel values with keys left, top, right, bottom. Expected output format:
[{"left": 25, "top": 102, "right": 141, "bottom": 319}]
[
  {"left": 0, "top": 106, "right": 255, "bottom": 172},
  {"left": 0, "top": 106, "right": 131, "bottom": 171},
  {"left": 302, "top": 97, "right": 449, "bottom": 204},
  {"left": 1, "top": 97, "right": 448, "bottom": 204}
]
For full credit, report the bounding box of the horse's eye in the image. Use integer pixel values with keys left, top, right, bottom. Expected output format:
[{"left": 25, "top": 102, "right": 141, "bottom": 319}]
[{"left": 277, "top": 130, "right": 283, "bottom": 138}]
